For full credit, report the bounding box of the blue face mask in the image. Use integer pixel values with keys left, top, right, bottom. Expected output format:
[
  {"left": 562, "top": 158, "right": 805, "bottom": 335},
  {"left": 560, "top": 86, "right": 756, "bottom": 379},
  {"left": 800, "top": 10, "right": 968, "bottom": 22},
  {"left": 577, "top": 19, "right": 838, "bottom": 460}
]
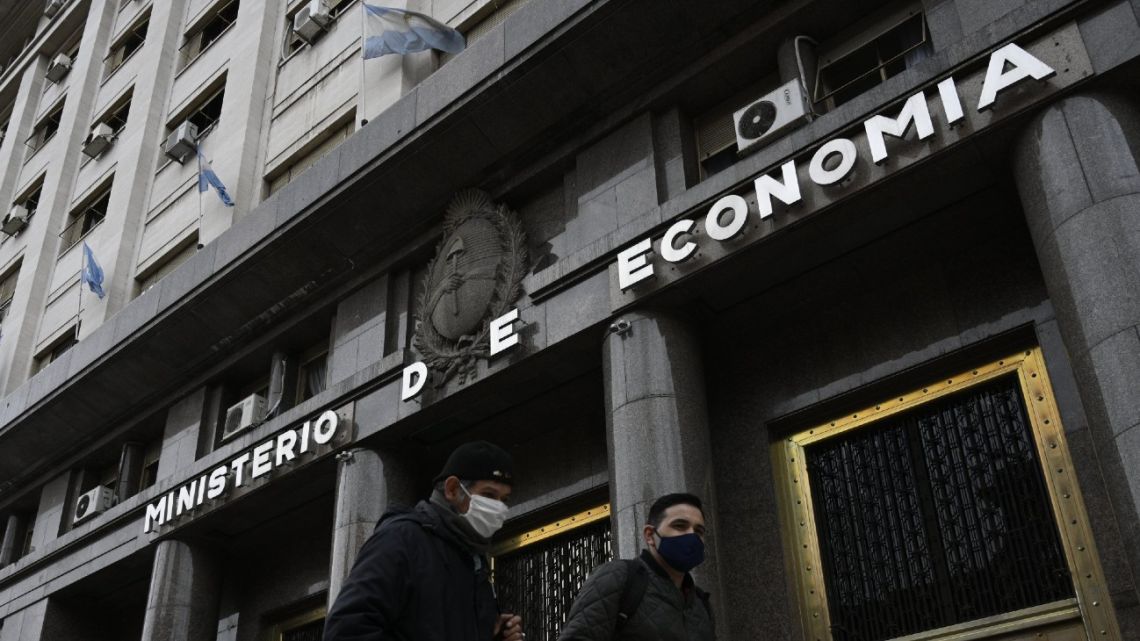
[{"left": 653, "top": 530, "right": 705, "bottom": 572}]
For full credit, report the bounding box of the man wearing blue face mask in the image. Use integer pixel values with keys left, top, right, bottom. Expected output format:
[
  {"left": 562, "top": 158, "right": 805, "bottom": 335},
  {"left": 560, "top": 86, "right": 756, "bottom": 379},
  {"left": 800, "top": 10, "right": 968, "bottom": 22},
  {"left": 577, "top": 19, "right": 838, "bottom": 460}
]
[
  {"left": 559, "top": 493, "right": 715, "bottom": 641},
  {"left": 325, "top": 441, "right": 525, "bottom": 641}
]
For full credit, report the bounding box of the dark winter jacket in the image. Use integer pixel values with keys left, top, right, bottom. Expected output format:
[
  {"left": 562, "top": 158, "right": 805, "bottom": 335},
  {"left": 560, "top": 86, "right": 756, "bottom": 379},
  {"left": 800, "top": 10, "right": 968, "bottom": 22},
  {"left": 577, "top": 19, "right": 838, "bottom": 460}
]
[
  {"left": 323, "top": 500, "right": 500, "bottom": 641},
  {"left": 559, "top": 550, "right": 715, "bottom": 641}
]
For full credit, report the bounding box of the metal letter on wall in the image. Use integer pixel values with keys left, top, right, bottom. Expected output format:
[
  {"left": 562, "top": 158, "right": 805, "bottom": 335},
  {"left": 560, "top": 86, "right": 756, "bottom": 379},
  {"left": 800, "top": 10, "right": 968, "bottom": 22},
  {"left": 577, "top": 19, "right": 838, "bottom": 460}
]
[
  {"left": 772, "top": 348, "right": 1121, "bottom": 641},
  {"left": 414, "top": 190, "right": 528, "bottom": 385}
]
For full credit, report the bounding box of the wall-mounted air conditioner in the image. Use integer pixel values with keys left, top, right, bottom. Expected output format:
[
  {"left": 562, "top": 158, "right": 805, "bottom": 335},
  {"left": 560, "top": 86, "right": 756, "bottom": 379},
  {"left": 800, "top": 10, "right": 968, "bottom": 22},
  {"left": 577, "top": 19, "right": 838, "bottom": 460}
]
[
  {"left": 46, "top": 53, "right": 72, "bottom": 83},
  {"left": 733, "top": 79, "right": 811, "bottom": 155},
  {"left": 74, "top": 486, "right": 114, "bottom": 524},
  {"left": 293, "top": 0, "right": 333, "bottom": 45},
  {"left": 44, "top": 0, "right": 66, "bottom": 18},
  {"left": 163, "top": 121, "right": 198, "bottom": 164},
  {"left": 222, "top": 393, "right": 267, "bottom": 442},
  {"left": 82, "top": 123, "right": 114, "bottom": 158},
  {"left": 2, "top": 205, "right": 29, "bottom": 236}
]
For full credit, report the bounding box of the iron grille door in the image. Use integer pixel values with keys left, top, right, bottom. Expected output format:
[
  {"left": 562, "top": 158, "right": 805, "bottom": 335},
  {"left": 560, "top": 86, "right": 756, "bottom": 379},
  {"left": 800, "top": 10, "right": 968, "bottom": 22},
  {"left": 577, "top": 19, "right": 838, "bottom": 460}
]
[
  {"left": 280, "top": 618, "right": 323, "bottom": 641},
  {"left": 492, "top": 518, "right": 612, "bottom": 641},
  {"left": 804, "top": 374, "right": 1073, "bottom": 641}
]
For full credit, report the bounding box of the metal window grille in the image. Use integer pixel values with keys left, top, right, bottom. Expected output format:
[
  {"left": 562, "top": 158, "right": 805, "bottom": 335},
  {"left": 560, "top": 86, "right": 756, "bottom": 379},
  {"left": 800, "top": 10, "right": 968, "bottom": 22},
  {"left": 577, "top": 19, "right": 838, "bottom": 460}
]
[
  {"left": 805, "top": 374, "right": 1073, "bottom": 641},
  {"left": 280, "top": 619, "right": 323, "bottom": 641},
  {"left": 492, "top": 512, "right": 612, "bottom": 641}
]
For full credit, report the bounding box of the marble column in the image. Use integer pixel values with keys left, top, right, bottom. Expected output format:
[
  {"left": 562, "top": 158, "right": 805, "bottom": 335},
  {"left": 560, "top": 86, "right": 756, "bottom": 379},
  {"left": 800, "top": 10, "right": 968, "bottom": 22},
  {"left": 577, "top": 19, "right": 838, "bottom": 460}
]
[
  {"left": 139, "top": 540, "right": 220, "bottom": 641},
  {"left": 327, "top": 447, "right": 412, "bottom": 609},
  {"left": 1013, "top": 91, "right": 1140, "bottom": 606},
  {"left": 602, "top": 310, "right": 722, "bottom": 597}
]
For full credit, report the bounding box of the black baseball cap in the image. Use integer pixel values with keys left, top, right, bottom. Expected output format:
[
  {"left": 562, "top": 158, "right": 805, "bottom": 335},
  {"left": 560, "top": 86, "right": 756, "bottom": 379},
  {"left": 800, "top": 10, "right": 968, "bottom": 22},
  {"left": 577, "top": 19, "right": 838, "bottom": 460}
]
[{"left": 433, "top": 441, "right": 514, "bottom": 485}]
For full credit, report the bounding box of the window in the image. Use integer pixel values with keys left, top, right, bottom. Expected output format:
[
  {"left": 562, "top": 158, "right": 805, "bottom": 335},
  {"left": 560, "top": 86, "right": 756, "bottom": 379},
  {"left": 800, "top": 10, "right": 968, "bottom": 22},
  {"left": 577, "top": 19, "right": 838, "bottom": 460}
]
[
  {"left": 36, "top": 333, "right": 77, "bottom": 372},
  {"left": 490, "top": 504, "right": 611, "bottom": 641},
  {"left": 26, "top": 99, "right": 65, "bottom": 152},
  {"left": 295, "top": 344, "right": 328, "bottom": 403},
  {"left": 440, "top": 0, "right": 529, "bottom": 65},
  {"left": 180, "top": 0, "right": 239, "bottom": 69},
  {"left": 177, "top": 84, "right": 225, "bottom": 139},
  {"left": 13, "top": 178, "right": 43, "bottom": 219},
  {"left": 267, "top": 117, "right": 353, "bottom": 195},
  {"left": 61, "top": 183, "right": 111, "bottom": 251},
  {"left": 139, "top": 441, "right": 161, "bottom": 490},
  {"left": 105, "top": 13, "right": 149, "bottom": 77},
  {"left": 814, "top": 6, "right": 932, "bottom": 110},
  {"left": 692, "top": 78, "right": 776, "bottom": 180},
  {"left": 18, "top": 514, "right": 35, "bottom": 560},
  {"left": 136, "top": 237, "right": 198, "bottom": 294},
  {"left": 0, "top": 263, "right": 19, "bottom": 325},
  {"left": 773, "top": 349, "right": 1119, "bottom": 640},
  {"left": 99, "top": 89, "right": 133, "bottom": 134}
]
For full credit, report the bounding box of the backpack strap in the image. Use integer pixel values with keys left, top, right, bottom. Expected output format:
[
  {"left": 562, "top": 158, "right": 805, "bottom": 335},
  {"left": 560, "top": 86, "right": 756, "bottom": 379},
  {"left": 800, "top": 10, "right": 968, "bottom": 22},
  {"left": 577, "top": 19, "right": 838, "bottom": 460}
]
[{"left": 616, "top": 559, "right": 649, "bottom": 630}]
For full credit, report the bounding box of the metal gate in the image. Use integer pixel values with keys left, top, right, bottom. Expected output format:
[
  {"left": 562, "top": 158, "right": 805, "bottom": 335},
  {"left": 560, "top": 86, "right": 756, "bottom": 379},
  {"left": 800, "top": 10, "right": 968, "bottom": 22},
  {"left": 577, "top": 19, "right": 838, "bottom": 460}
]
[{"left": 491, "top": 505, "right": 612, "bottom": 641}]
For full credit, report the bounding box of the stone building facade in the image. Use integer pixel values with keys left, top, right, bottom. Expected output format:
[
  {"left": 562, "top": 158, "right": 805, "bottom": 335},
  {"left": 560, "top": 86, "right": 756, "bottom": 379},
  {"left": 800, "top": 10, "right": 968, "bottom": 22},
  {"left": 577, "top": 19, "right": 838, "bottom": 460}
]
[{"left": 0, "top": 0, "right": 1138, "bottom": 639}]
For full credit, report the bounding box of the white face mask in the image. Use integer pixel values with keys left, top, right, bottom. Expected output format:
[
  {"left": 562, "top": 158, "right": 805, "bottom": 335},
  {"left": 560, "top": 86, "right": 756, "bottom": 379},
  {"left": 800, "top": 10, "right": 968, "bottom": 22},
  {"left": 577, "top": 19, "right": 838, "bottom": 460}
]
[{"left": 459, "top": 484, "right": 509, "bottom": 538}]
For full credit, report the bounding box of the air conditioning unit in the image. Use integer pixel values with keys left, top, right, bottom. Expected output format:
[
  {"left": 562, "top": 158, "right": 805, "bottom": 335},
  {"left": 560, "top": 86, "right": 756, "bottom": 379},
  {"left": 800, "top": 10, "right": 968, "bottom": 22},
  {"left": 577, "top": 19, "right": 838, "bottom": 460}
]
[
  {"left": 44, "top": 0, "right": 66, "bottom": 18},
  {"left": 82, "top": 123, "right": 115, "bottom": 158},
  {"left": 163, "top": 121, "right": 198, "bottom": 164},
  {"left": 293, "top": 0, "right": 333, "bottom": 45},
  {"left": 46, "top": 53, "right": 72, "bottom": 83},
  {"left": 2, "top": 205, "right": 29, "bottom": 236},
  {"left": 222, "top": 393, "right": 267, "bottom": 441},
  {"left": 733, "top": 79, "right": 811, "bottom": 155},
  {"left": 74, "top": 486, "right": 114, "bottom": 524}
]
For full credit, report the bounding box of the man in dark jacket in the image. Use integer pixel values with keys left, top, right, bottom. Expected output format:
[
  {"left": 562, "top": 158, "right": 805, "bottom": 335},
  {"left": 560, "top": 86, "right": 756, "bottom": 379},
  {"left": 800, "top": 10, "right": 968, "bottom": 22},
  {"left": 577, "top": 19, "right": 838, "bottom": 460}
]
[
  {"left": 559, "top": 493, "right": 715, "bottom": 641},
  {"left": 324, "top": 441, "right": 525, "bottom": 641}
]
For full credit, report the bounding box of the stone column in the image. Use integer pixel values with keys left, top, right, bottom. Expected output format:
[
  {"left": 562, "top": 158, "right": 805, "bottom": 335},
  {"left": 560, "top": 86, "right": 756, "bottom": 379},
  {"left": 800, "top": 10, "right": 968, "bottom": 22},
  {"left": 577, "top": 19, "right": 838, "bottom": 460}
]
[
  {"left": 0, "top": 599, "right": 49, "bottom": 641},
  {"left": 327, "top": 448, "right": 412, "bottom": 609},
  {"left": 1013, "top": 92, "right": 1140, "bottom": 592},
  {"left": 602, "top": 310, "right": 722, "bottom": 597},
  {"left": 139, "top": 540, "right": 220, "bottom": 641}
]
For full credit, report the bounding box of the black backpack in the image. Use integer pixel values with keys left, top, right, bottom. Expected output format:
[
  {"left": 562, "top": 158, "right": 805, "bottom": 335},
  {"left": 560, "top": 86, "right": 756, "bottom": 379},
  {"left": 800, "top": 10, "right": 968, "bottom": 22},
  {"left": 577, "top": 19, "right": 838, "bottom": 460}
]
[{"left": 615, "top": 559, "right": 714, "bottom": 632}]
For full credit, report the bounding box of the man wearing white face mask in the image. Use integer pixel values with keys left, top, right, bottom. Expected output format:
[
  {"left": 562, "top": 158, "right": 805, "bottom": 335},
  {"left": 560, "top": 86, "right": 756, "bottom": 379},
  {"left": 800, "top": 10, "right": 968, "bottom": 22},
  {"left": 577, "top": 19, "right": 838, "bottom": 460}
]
[{"left": 324, "top": 441, "right": 525, "bottom": 641}]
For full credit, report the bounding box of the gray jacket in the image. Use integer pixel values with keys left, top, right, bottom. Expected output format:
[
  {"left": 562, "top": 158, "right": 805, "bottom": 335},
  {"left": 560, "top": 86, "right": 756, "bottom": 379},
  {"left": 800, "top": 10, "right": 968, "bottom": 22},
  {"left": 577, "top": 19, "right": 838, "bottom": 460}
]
[{"left": 559, "top": 550, "right": 715, "bottom": 641}]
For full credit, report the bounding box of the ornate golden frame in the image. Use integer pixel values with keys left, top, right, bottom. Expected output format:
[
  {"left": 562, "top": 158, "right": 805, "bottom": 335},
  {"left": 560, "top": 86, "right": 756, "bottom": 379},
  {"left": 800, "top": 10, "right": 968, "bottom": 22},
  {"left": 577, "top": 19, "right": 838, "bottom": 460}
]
[
  {"left": 490, "top": 503, "right": 611, "bottom": 558},
  {"left": 267, "top": 604, "right": 326, "bottom": 641},
  {"left": 772, "top": 348, "right": 1120, "bottom": 640}
]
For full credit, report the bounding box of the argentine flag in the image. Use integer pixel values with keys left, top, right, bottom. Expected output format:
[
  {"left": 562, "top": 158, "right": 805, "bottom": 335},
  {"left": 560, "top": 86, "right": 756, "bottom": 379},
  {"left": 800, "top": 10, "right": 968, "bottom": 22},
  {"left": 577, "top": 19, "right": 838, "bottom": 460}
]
[
  {"left": 362, "top": 4, "right": 465, "bottom": 59},
  {"left": 197, "top": 147, "right": 235, "bottom": 207},
  {"left": 81, "top": 242, "right": 105, "bottom": 299}
]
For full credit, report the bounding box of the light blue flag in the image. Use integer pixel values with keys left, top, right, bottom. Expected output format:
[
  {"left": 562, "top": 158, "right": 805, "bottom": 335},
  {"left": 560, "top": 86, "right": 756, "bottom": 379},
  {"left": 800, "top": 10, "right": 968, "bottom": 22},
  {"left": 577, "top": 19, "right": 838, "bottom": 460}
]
[
  {"left": 197, "top": 147, "right": 235, "bottom": 207},
  {"left": 81, "top": 242, "right": 105, "bottom": 299},
  {"left": 362, "top": 4, "right": 465, "bottom": 59}
]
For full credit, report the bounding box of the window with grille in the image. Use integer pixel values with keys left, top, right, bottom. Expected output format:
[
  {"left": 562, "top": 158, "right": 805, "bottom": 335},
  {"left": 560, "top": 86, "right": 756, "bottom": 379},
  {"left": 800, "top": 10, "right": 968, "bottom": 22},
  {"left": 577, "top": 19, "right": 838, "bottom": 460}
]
[
  {"left": 490, "top": 504, "right": 612, "bottom": 641},
  {"left": 180, "top": 0, "right": 240, "bottom": 69},
  {"left": 105, "top": 12, "right": 149, "bottom": 77},
  {"left": 774, "top": 349, "right": 1121, "bottom": 640},
  {"left": 813, "top": 5, "right": 932, "bottom": 111},
  {"left": 61, "top": 181, "right": 112, "bottom": 251}
]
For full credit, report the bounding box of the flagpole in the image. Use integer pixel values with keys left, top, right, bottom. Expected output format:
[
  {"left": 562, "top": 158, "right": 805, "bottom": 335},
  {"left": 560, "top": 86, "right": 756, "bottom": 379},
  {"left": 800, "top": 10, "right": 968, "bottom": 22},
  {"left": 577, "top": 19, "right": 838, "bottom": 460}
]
[
  {"left": 75, "top": 245, "right": 83, "bottom": 341},
  {"left": 195, "top": 145, "right": 205, "bottom": 250},
  {"left": 359, "top": 1, "right": 368, "bottom": 129}
]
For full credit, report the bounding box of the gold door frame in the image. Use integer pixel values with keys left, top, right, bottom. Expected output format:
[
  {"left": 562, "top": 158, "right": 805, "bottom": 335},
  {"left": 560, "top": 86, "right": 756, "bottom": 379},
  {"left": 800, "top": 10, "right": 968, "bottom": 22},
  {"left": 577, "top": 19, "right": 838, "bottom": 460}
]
[
  {"left": 772, "top": 347, "right": 1121, "bottom": 640},
  {"left": 490, "top": 503, "right": 610, "bottom": 559},
  {"left": 267, "top": 604, "right": 326, "bottom": 641}
]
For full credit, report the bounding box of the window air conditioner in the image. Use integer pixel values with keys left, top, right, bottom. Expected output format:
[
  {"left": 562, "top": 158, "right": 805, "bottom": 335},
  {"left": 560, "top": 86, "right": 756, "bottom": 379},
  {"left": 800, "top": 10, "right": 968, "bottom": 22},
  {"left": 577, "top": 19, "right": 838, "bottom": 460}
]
[
  {"left": 293, "top": 0, "right": 333, "bottom": 45},
  {"left": 46, "top": 53, "right": 72, "bottom": 83},
  {"left": 733, "top": 79, "right": 811, "bottom": 155},
  {"left": 82, "top": 123, "right": 115, "bottom": 158},
  {"left": 2, "top": 205, "right": 29, "bottom": 236},
  {"left": 163, "top": 121, "right": 198, "bottom": 164},
  {"left": 44, "top": 0, "right": 66, "bottom": 18},
  {"left": 74, "top": 486, "right": 114, "bottom": 524},
  {"left": 222, "top": 393, "right": 267, "bottom": 442}
]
